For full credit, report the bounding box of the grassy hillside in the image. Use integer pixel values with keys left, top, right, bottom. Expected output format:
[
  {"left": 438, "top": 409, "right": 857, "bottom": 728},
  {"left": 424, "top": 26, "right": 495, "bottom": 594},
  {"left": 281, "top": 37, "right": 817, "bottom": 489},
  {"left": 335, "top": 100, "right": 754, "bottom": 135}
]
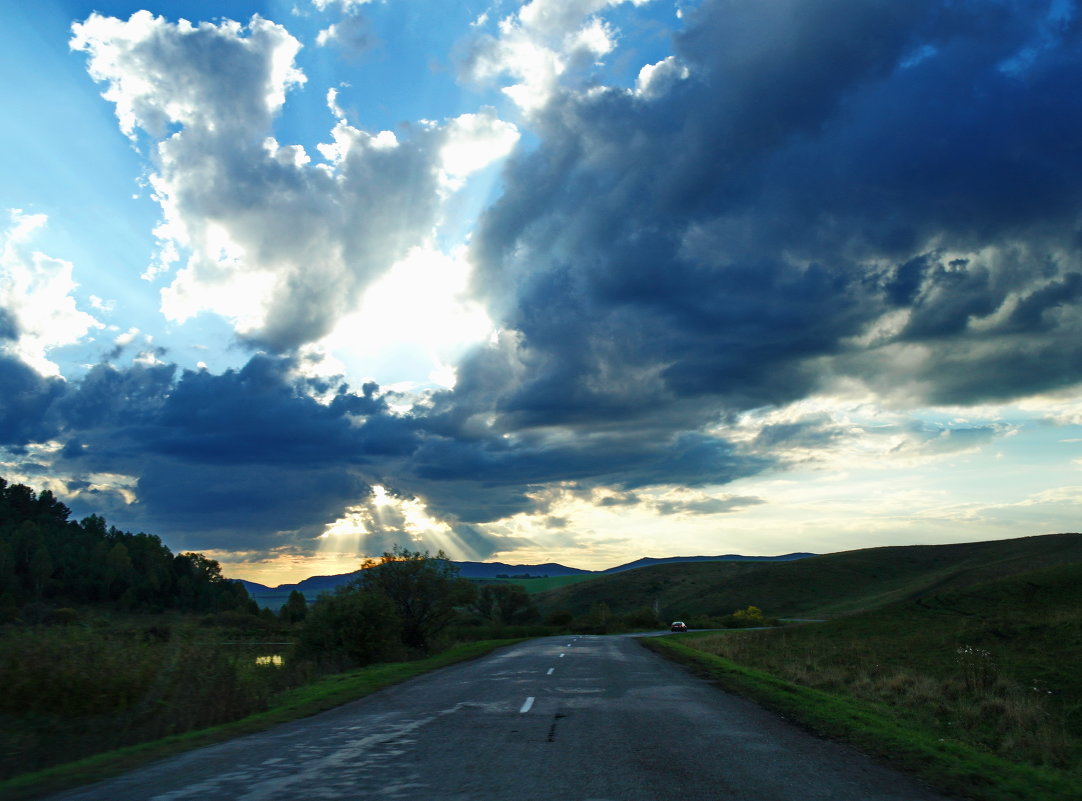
[
  {"left": 469, "top": 574, "right": 596, "bottom": 594},
  {"left": 653, "top": 560, "right": 1082, "bottom": 800},
  {"left": 691, "top": 560, "right": 1082, "bottom": 718},
  {"left": 535, "top": 533, "right": 1082, "bottom": 620}
]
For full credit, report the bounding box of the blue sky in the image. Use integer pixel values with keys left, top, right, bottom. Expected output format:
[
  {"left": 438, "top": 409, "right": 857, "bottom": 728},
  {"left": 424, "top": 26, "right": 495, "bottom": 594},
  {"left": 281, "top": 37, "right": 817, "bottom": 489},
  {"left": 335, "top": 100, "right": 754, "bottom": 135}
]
[{"left": 2, "top": 0, "right": 1081, "bottom": 585}]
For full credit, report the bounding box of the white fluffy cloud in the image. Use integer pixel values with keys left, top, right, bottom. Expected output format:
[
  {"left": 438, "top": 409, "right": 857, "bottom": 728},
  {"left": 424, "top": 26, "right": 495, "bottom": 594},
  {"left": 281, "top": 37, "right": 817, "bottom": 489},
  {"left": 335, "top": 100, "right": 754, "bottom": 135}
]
[
  {"left": 461, "top": 0, "right": 651, "bottom": 111},
  {"left": 0, "top": 210, "right": 102, "bottom": 376},
  {"left": 71, "top": 11, "right": 519, "bottom": 355},
  {"left": 311, "top": 0, "right": 377, "bottom": 11}
]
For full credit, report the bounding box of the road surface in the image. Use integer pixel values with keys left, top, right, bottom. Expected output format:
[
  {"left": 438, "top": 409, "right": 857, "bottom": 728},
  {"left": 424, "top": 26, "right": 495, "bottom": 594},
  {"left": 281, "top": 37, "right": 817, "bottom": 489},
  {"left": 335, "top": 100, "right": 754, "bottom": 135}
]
[{"left": 49, "top": 634, "right": 954, "bottom": 800}]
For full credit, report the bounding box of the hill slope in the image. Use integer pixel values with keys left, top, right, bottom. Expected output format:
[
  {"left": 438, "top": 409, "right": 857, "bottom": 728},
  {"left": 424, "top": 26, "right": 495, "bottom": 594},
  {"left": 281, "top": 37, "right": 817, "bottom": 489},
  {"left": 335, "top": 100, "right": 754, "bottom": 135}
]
[
  {"left": 238, "top": 554, "right": 815, "bottom": 609},
  {"left": 534, "top": 533, "right": 1082, "bottom": 620}
]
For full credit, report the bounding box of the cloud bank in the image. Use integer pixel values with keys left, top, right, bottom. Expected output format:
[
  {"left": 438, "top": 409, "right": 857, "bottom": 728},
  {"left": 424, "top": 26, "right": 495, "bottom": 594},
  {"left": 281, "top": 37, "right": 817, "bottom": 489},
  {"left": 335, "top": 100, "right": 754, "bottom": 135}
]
[{"left": 2, "top": 0, "right": 1080, "bottom": 572}]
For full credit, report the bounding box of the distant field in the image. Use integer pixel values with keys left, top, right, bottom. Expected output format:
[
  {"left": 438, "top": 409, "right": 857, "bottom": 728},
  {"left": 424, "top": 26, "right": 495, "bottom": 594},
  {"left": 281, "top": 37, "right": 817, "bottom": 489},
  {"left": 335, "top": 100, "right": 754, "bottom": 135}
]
[{"left": 468, "top": 574, "right": 596, "bottom": 594}]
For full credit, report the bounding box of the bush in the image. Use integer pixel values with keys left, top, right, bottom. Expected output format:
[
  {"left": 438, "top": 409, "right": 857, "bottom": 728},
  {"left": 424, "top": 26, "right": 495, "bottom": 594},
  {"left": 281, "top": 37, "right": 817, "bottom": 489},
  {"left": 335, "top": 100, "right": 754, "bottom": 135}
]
[
  {"left": 621, "top": 606, "right": 662, "bottom": 630},
  {"left": 0, "top": 624, "right": 289, "bottom": 778},
  {"left": 572, "top": 601, "right": 613, "bottom": 634},
  {"left": 199, "top": 610, "right": 277, "bottom": 630},
  {"left": 545, "top": 609, "right": 574, "bottom": 627},
  {"left": 720, "top": 606, "right": 779, "bottom": 628},
  {"left": 355, "top": 546, "right": 476, "bottom": 653},
  {"left": 293, "top": 587, "right": 404, "bottom": 669}
]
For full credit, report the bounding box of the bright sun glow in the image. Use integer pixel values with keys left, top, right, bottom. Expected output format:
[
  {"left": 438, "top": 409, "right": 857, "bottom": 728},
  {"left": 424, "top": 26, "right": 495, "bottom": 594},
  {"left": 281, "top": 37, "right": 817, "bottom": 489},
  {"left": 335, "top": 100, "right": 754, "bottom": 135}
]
[
  {"left": 314, "top": 245, "right": 493, "bottom": 389},
  {"left": 371, "top": 484, "right": 393, "bottom": 506}
]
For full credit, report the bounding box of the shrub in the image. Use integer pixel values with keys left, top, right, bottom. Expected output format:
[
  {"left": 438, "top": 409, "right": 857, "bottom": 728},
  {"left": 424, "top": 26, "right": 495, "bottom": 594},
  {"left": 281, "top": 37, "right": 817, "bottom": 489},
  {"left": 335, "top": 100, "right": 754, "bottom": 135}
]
[
  {"left": 293, "top": 587, "right": 404, "bottom": 669},
  {"left": 622, "top": 606, "right": 662, "bottom": 630},
  {"left": 956, "top": 644, "right": 998, "bottom": 693},
  {"left": 720, "top": 606, "right": 779, "bottom": 628},
  {"left": 545, "top": 609, "right": 574, "bottom": 627}
]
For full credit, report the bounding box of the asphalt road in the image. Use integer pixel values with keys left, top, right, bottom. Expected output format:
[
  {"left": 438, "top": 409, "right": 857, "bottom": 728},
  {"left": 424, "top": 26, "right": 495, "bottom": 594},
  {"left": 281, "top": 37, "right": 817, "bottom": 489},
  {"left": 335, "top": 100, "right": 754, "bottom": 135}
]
[{"left": 49, "top": 634, "right": 954, "bottom": 801}]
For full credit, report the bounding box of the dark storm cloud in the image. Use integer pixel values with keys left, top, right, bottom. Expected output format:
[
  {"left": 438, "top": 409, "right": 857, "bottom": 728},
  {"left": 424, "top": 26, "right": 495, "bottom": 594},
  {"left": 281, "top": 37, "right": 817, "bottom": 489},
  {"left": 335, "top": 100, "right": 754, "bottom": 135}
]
[
  {"left": 133, "top": 459, "right": 368, "bottom": 542},
  {"left": 0, "top": 352, "right": 422, "bottom": 550},
  {"left": 97, "top": 357, "right": 423, "bottom": 545},
  {"left": 405, "top": 426, "right": 770, "bottom": 523},
  {"left": 0, "top": 346, "right": 535, "bottom": 553},
  {"left": 8, "top": 0, "right": 1081, "bottom": 561},
  {"left": 55, "top": 361, "right": 177, "bottom": 430},
  {"left": 0, "top": 354, "right": 65, "bottom": 445},
  {"left": 337, "top": 0, "right": 1082, "bottom": 530},
  {"left": 466, "top": 0, "right": 1082, "bottom": 431}
]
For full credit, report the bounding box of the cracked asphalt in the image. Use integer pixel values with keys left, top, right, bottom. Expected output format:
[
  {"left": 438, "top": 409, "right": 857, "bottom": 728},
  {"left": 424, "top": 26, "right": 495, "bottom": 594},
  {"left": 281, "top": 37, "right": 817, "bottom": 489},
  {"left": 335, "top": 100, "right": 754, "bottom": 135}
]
[{"left": 47, "top": 634, "right": 955, "bottom": 801}]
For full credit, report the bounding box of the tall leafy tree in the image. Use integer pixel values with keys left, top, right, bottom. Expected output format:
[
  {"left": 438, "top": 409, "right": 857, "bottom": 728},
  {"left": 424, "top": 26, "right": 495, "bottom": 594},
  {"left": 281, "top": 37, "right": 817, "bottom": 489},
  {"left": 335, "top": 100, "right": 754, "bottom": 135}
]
[
  {"left": 279, "top": 589, "right": 308, "bottom": 624},
  {"left": 470, "top": 583, "right": 539, "bottom": 626},
  {"left": 356, "top": 545, "right": 476, "bottom": 652},
  {"left": 294, "top": 587, "right": 400, "bottom": 667},
  {"left": 0, "top": 476, "right": 255, "bottom": 614}
]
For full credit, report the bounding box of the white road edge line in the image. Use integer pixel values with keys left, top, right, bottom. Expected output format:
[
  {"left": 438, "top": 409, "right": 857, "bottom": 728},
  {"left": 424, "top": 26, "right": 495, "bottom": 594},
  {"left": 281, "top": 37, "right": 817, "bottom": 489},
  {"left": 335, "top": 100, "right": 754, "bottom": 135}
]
[{"left": 520, "top": 696, "right": 535, "bottom": 713}]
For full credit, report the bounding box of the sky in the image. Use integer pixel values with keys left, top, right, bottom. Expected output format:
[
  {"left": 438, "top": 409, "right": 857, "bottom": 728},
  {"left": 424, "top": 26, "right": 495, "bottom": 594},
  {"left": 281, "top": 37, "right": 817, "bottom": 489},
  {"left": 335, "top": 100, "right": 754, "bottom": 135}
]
[{"left": 2, "top": 0, "right": 1081, "bottom": 586}]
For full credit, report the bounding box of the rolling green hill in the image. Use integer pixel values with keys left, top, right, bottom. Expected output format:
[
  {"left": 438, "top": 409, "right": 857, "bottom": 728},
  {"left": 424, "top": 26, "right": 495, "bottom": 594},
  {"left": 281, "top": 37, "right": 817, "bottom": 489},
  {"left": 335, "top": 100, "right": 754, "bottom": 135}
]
[{"left": 534, "top": 532, "right": 1082, "bottom": 620}]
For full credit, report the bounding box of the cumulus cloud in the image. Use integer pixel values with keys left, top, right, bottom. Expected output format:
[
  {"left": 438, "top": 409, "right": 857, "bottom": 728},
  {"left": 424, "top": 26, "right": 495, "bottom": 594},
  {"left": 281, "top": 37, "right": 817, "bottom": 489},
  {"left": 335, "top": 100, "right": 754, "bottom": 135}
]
[
  {"left": 461, "top": 0, "right": 1082, "bottom": 447},
  {"left": 459, "top": 0, "right": 651, "bottom": 111},
  {"left": 316, "top": 14, "right": 377, "bottom": 57},
  {"left": 311, "top": 0, "right": 377, "bottom": 11},
  {"left": 14, "top": 0, "right": 1077, "bottom": 569},
  {"left": 70, "top": 11, "right": 513, "bottom": 354},
  {"left": 0, "top": 210, "right": 102, "bottom": 376}
]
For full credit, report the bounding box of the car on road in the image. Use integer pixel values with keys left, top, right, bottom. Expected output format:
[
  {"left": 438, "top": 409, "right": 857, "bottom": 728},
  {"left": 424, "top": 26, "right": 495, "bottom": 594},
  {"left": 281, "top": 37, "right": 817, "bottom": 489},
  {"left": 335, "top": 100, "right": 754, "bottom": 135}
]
[{"left": 670, "top": 621, "right": 688, "bottom": 632}]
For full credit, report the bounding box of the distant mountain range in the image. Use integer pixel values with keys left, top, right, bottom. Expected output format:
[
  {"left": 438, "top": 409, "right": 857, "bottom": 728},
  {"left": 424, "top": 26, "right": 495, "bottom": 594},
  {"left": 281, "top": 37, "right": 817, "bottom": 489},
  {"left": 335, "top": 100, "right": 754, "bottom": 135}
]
[{"left": 236, "top": 553, "right": 816, "bottom": 609}]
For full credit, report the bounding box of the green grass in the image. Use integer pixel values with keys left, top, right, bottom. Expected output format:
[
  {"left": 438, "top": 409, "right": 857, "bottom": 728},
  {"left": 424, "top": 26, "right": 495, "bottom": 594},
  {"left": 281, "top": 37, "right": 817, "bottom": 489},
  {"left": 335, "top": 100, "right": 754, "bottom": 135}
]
[
  {"left": 499, "top": 574, "right": 597, "bottom": 594},
  {"left": 0, "top": 638, "right": 525, "bottom": 801},
  {"left": 644, "top": 636, "right": 1082, "bottom": 801},
  {"left": 536, "top": 533, "right": 1082, "bottom": 620},
  {"left": 641, "top": 560, "right": 1082, "bottom": 801}
]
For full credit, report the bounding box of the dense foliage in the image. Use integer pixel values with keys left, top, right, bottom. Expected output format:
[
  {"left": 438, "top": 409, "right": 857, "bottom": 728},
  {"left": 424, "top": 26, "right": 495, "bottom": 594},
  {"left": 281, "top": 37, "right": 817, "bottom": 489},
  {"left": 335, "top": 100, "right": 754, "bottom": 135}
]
[
  {"left": 0, "top": 477, "right": 253, "bottom": 617},
  {"left": 295, "top": 546, "right": 478, "bottom": 666}
]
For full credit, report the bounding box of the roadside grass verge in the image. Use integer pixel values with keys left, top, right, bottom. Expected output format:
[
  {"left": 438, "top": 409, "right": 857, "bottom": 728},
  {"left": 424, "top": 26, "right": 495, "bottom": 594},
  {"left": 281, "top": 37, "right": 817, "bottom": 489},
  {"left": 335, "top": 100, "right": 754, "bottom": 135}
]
[
  {"left": 644, "top": 636, "right": 1080, "bottom": 801},
  {"left": 0, "top": 638, "right": 524, "bottom": 801}
]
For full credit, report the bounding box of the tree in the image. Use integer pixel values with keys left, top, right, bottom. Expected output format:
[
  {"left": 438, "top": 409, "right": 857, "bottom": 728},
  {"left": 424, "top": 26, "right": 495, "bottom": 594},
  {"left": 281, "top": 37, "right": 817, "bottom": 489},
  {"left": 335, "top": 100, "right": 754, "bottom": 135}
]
[
  {"left": 28, "top": 542, "right": 53, "bottom": 600},
  {"left": 294, "top": 586, "right": 401, "bottom": 667},
  {"left": 470, "top": 583, "right": 539, "bottom": 626},
  {"left": 279, "top": 589, "right": 308, "bottom": 624},
  {"left": 356, "top": 545, "right": 476, "bottom": 652},
  {"left": 105, "top": 542, "right": 134, "bottom": 598}
]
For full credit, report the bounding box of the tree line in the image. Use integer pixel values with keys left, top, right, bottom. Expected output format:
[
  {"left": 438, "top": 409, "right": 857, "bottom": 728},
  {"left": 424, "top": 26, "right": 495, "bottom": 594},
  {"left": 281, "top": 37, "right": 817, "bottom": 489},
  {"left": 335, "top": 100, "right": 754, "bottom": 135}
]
[
  {"left": 294, "top": 545, "right": 543, "bottom": 666},
  {"left": 0, "top": 477, "right": 252, "bottom": 619}
]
